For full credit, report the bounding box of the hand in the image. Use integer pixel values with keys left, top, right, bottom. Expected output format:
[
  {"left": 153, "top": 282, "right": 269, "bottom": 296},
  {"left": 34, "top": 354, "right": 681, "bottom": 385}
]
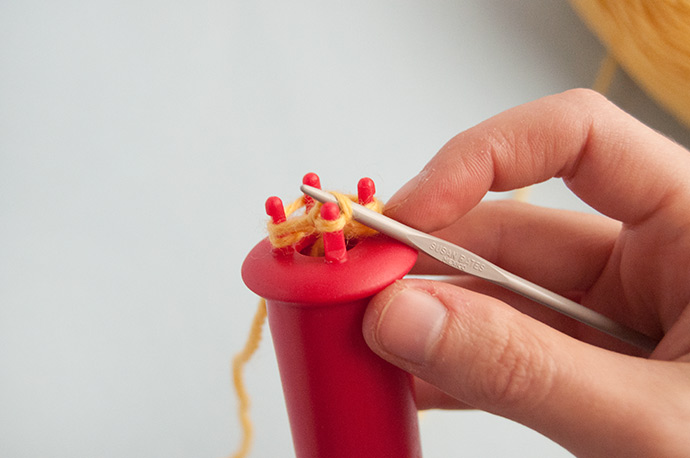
[{"left": 363, "top": 89, "right": 690, "bottom": 457}]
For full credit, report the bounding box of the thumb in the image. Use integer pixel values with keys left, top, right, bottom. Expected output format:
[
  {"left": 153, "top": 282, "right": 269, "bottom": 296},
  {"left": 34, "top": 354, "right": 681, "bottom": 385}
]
[{"left": 363, "top": 279, "right": 686, "bottom": 457}]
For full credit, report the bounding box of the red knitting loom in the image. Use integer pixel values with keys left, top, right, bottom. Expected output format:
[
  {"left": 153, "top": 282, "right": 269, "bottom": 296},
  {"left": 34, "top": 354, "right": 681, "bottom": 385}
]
[{"left": 241, "top": 173, "right": 422, "bottom": 458}]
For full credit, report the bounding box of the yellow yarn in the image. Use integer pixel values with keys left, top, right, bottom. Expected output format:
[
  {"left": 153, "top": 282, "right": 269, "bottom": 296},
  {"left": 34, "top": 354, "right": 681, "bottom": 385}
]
[
  {"left": 570, "top": 0, "right": 690, "bottom": 128},
  {"left": 230, "top": 298, "right": 267, "bottom": 458},
  {"left": 267, "top": 192, "right": 383, "bottom": 253}
]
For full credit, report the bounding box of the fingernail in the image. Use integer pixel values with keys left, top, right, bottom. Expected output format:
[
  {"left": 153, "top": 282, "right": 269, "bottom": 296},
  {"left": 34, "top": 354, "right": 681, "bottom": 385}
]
[{"left": 376, "top": 288, "right": 447, "bottom": 364}]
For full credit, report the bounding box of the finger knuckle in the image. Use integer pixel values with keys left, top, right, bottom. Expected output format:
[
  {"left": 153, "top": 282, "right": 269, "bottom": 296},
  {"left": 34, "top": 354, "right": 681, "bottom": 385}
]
[{"left": 475, "top": 327, "right": 555, "bottom": 410}]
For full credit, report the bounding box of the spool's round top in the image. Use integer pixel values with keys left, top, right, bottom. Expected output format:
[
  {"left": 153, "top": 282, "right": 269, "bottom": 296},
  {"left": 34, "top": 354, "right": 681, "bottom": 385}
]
[{"left": 242, "top": 235, "right": 417, "bottom": 305}]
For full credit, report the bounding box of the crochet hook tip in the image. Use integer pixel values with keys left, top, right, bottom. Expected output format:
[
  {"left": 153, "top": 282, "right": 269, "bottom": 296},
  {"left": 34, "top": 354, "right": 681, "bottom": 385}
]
[{"left": 300, "top": 184, "right": 337, "bottom": 204}]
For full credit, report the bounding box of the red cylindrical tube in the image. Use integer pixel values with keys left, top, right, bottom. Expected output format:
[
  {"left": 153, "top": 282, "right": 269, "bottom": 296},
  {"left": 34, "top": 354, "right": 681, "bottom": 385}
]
[{"left": 242, "top": 234, "right": 422, "bottom": 458}]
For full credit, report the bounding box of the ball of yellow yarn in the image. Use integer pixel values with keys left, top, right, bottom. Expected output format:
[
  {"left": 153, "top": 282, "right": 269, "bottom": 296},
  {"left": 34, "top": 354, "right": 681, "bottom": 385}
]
[{"left": 570, "top": 0, "right": 690, "bottom": 128}]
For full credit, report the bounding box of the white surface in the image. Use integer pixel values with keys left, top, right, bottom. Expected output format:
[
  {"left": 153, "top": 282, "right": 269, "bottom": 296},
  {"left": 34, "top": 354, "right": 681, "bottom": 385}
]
[{"left": 1, "top": 1, "right": 688, "bottom": 457}]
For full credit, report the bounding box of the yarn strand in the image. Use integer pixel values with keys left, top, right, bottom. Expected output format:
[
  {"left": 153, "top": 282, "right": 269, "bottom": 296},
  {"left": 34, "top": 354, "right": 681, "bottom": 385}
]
[{"left": 230, "top": 298, "right": 268, "bottom": 458}]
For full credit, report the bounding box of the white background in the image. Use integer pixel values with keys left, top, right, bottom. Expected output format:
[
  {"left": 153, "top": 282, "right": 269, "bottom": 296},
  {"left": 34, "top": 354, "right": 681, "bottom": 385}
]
[{"left": 2, "top": 1, "right": 689, "bottom": 457}]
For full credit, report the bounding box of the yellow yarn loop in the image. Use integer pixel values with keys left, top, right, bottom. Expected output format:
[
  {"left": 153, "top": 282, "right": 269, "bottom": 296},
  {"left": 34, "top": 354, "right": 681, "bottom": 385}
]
[
  {"left": 267, "top": 192, "right": 383, "bottom": 252},
  {"left": 570, "top": 0, "right": 690, "bottom": 128},
  {"left": 313, "top": 211, "right": 347, "bottom": 234}
]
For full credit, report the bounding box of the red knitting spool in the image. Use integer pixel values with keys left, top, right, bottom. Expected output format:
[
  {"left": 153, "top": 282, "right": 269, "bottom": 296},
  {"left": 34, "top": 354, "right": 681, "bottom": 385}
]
[{"left": 241, "top": 178, "right": 422, "bottom": 458}]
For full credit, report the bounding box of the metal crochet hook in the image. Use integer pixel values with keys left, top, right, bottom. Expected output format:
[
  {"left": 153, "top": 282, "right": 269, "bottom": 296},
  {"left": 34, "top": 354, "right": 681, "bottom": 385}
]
[{"left": 300, "top": 184, "right": 658, "bottom": 353}]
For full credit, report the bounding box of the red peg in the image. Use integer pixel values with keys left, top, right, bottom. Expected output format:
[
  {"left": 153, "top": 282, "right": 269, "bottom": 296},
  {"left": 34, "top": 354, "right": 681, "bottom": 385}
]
[
  {"left": 320, "top": 202, "right": 347, "bottom": 263},
  {"left": 357, "top": 177, "right": 375, "bottom": 205},
  {"left": 265, "top": 196, "right": 293, "bottom": 254},
  {"left": 302, "top": 173, "right": 322, "bottom": 211},
  {"left": 265, "top": 196, "right": 287, "bottom": 223}
]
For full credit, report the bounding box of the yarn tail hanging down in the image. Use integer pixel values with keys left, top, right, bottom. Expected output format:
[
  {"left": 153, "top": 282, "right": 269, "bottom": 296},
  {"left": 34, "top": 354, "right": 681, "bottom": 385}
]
[{"left": 231, "top": 299, "right": 267, "bottom": 458}]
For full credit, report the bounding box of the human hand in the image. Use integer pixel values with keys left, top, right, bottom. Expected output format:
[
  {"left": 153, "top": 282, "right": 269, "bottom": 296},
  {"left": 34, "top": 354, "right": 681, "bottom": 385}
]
[{"left": 363, "top": 89, "right": 690, "bottom": 457}]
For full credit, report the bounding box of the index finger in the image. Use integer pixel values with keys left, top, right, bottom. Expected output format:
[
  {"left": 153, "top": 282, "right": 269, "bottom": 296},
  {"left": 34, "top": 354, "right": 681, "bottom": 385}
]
[{"left": 386, "top": 89, "right": 690, "bottom": 232}]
